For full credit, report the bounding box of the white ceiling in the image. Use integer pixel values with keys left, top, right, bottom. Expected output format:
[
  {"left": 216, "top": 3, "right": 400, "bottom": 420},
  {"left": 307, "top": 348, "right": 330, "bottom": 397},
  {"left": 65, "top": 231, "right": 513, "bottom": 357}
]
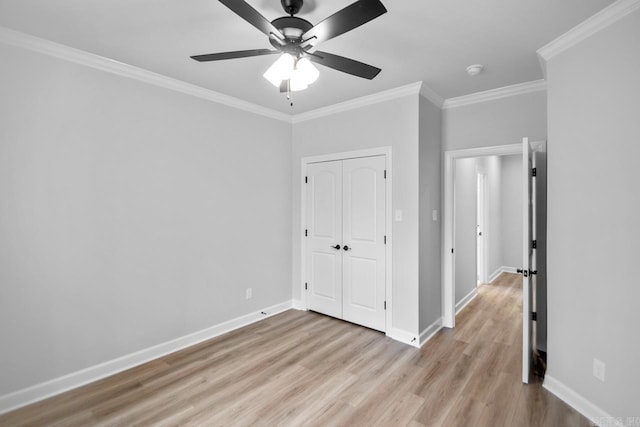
[{"left": 0, "top": 0, "right": 615, "bottom": 114}]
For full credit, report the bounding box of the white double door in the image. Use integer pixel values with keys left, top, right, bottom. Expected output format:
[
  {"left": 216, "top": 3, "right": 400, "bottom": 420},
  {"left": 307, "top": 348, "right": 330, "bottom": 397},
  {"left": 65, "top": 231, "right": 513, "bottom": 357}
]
[{"left": 305, "top": 156, "right": 386, "bottom": 332}]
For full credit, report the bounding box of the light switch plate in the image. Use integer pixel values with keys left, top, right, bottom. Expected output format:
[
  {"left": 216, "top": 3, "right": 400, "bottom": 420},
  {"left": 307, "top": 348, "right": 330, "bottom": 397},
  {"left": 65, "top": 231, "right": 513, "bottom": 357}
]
[{"left": 593, "top": 358, "right": 606, "bottom": 382}]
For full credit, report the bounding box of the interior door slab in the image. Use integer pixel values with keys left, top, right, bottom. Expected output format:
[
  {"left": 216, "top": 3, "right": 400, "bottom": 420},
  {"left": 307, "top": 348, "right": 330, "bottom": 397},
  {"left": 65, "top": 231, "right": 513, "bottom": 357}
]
[
  {"left": 342, "top": 156, "right": 386, "bottom": 332},
  {"left": 306, "top": 161, "right": 343, "bottom": 319}
]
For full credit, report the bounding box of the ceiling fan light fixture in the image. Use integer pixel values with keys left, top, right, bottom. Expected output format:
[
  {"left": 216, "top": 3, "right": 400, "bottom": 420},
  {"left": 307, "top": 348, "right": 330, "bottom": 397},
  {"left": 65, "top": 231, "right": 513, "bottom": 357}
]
[
  {"left": 296, "top": 57, "right": 319, "bottom": 85},
  {"left": 289, "top": 77, "right": 309, "bottom": 92},
  {"left": 263, "top": 53, "right": 295, "bottom": 87},
  {"left": 264, "top": 54, "right": 319, "bottom": 91}
]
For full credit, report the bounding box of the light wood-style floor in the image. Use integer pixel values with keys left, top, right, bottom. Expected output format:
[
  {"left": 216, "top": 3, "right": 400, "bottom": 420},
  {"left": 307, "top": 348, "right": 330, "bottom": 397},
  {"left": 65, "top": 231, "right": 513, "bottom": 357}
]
[{"left": 0, "top": 273, "right": 589, "bottom": 426}]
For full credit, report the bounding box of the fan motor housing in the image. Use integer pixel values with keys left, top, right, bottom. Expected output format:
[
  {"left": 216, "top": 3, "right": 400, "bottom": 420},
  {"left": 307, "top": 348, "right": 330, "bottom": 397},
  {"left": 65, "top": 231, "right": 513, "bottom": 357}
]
[
  {"left": 281, "top": 0, "right": 304, "bottom": 15},
  {"left": 269, "top": 16, "right": 313, "bottom": 52}
]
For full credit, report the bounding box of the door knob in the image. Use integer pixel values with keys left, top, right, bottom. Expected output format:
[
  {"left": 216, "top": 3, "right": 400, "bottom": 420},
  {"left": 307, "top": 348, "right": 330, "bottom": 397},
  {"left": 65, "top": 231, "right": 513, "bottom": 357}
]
[
  {"left": 343, "top": 245, "right": 351, "bottom": 251},
  {"left": 517, "top": 268, "right": 523, "bottom": 274},
  {"left": 331, "top": 244, "right": 341, "bottom": 250}
]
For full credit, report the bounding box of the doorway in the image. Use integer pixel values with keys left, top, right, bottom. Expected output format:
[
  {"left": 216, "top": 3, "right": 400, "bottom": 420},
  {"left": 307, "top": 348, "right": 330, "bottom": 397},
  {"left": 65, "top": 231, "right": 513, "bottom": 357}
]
[{"left": 443, "top": 140, "right": 546, "bottom": 383}]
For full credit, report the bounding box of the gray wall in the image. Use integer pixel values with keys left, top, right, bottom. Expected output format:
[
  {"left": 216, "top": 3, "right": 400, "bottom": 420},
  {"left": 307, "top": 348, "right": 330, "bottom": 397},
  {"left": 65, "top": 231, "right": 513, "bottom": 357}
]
[
  {"left": 546, "top": 10, "right": 640, "bottom": 418},
  {"left": 454, "top": 157, "right": 478, "bottom": 304},
  {"left": 291, "top": 95, "right": 421, "bottom": 334},
  {"left": 485, "top": 156, "right": 502, "bottom": 276},
  {"left": 0, "top": 43, "right": 292, "bottom": 396},
  {"left": 499, "top": 155, "right": 523, "bottom": 269},
  {"left": 418, "top": 96, "right": 442, "bottom": 332},
  {"left": 443, "top": 91, "right": 547, "bottom": 151}
]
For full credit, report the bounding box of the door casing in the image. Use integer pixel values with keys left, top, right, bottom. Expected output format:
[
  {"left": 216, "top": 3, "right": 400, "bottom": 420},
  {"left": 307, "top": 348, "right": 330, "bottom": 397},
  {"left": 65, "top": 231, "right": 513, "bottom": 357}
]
[{"left": 301, "top": 147, "right": 393, "bottom": 335}]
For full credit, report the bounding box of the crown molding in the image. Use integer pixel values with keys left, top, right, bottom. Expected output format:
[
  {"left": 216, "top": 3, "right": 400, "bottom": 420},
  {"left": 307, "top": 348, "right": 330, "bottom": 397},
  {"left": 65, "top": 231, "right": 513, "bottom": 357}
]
[
  {"left": 292, "top": 81, "right": 424, "bottom": 124},
  {"left": 418, "top": 83, "right": 445, "bottom": 108},
  {"left": 0, "top": 26, "right": 292, "bottom": 123},
  {"left": 442, "top": 80, "right": 547, "bottom": 109},
  {"left": 537, "top": 0, "right": 640, "bottom": 67}
]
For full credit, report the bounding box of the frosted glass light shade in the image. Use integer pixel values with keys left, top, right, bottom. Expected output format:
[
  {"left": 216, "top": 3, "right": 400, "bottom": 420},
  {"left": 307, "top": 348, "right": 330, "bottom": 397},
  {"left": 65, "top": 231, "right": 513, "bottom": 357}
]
[
  {"left": 289, "top": 74, "right": 308, "bottom": 92},
  {"left": 263, "top": 54, "right": 319, "bottom": 91},
  {"left": 263, "top": 54, "right": 294, "bottom": 87},
  {"left": 296, "top": 58, "right": 319, "bottom": 85}
]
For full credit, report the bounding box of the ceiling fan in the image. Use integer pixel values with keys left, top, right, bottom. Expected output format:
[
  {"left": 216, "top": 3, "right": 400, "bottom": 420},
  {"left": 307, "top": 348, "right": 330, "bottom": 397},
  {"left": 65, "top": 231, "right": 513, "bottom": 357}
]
[{"left": 191, "top": 0, "right": 387, "bottom": 101}]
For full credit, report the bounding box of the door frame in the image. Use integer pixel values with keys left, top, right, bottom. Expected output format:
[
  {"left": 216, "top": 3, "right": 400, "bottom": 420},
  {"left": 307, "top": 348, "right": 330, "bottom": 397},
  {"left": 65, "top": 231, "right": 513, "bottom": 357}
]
[
  {"left": 301, "top": 147, "right": 393, "bottom": 333},
  {"left": 442, "top": 141, "right": 545, "bottom": 328}
]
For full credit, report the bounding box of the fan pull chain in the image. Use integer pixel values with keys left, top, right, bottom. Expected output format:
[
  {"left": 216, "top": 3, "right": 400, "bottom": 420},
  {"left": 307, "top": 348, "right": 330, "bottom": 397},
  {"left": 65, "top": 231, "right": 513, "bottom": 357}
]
[{"left": 287, "top": 79, "right": 293, "bottom": 107}]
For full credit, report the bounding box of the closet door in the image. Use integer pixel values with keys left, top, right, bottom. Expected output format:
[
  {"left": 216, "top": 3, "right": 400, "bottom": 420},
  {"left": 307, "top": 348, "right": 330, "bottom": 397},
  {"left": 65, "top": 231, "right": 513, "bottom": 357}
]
[
  {"left": 342, "top": 156, "right": 386, "bottom": 331},
  {"left": 305, "top": 161, "right": 343, "bottom": 318}
]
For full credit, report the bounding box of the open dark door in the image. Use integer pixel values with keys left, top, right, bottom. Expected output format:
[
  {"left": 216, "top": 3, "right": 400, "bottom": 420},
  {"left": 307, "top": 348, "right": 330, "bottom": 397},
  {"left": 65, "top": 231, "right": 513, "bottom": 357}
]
[{"left": 521, "top": 137, "right": 536, "bottom": 384}]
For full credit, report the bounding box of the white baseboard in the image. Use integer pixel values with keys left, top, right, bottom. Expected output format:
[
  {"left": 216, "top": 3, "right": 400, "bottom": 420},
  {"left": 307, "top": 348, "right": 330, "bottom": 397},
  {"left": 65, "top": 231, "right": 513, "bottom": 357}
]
[
  {"left": 488, "top": 266, "right": 518, "bottom": 283},
  {"left": 543, "top": 375, "right": 623, "bottom": 427},
  {"left": 0, "top": 300, "right": 292, "bottom": 415},
  {"left": 455, "top": 288, "right": 478, "bottom": 315},
  {"left": 419, "top": 317, "right": 443, "bottom": 347},
  {"left": 291, "top": 299, "right": 306, "bottom": 310},
  {"left": 387, "top": 328, "right": 419, "bottom": 348}
]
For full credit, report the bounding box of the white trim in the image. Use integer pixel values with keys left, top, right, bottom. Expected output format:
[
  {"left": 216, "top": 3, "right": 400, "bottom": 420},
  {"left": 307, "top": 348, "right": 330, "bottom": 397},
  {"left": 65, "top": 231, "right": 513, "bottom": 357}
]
[
  {"left": 387, "top": 328, "right": 419, "bottom": 348},
  {"left": 419, "top": 83, "right": 445, "bottom": 108},
  {"left": 543, "top": 375, "right": 624, "bottom": 427},
  {"left": 442, "top": 80, "right": 547, "bottom": 109},
  {"left": 291, "top": 299, "right": 306, "bottom": 310},
  {"left": 455, "top": 288, "right": 478, "bottom": 315},
  {"left": 537, "top": 0, "right": 640, "bottom": 63},
  {"left": 0, "top": 26, "right": 447, "bottom": 123},
  {"left": 292, "top": 82, "right": 422, "bottom": 123},
  {"left": 0, "top": 26, "right": 291, "bottom": 123},
  {"left": 419, "top": 317, "right": 443, "bottom": 347},
  {"left": 487, "top": 266, "right": 518, "bottom": 284},
  {"left": 0, "top": 301, "right": 292, "bottom": 415},
  {"left": 300, "top": 147, "right": 393, "bottom": 336}
]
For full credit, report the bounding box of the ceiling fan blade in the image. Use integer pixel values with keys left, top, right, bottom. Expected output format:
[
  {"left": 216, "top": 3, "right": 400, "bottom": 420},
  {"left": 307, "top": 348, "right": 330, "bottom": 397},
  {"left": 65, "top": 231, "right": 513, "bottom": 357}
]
[
  {"left": 219, "top": 0, "right": 284, "bottom": 41},
  {"left": 301, "top": 0, "right": 387, "bottom": 46},
  {"left": 308, "top": 51, "right": 381, "bottom": 80},
  {"left": 191, "top": 49, "right": 279, "bottom": 62}
]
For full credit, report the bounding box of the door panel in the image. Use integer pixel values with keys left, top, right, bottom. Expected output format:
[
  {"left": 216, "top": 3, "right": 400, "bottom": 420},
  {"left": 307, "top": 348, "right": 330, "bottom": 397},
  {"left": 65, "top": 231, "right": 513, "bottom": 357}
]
[
  {"left": 348, "top": 257, "right": 378, "bottom": 309},
  {"left": 342, "top": 156, "right": 386, "bottom": 332},
  {"left": 306, "top": 161, "right": 343, "bottom": 319}
]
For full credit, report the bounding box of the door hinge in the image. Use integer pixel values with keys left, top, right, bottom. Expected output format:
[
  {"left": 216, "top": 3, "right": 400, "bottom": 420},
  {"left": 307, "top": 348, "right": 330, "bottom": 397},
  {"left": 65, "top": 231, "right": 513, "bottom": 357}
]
[
  {"left": 384, "top": 301, "right": 387, "bottom": 310},
  {"left": 532, "top": 240, "right": 537, "bottom": 249},
  {"left": 384, "top": 235, "right": 387, "bottom": 245},
  {"left": 305, "top": 176, "right": 308, "bottom": 184},
  {"left": 532, "top": 312, "right": 537, "bottom": 321},
  {"left": 532, "top": 167, "right": 537, "bottom": 177},
  {"left": 384, "top": 170, "right": 387, "bottom": 179},
  {"left": 305, "top": 282, "right": 308, "bottom": 290},
  {"left": 305, "top": 229, "right": 308, "bottom": 237},
  {"left": 451, "top": 248, "right": 454, "bottom": 254}
]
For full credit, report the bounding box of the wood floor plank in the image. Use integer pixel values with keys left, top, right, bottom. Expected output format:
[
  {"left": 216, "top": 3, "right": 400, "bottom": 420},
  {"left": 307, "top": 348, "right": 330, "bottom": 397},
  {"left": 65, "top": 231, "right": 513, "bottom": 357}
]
[{"left": 0, "top": 273, "right": 591, "bottom": 427}]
